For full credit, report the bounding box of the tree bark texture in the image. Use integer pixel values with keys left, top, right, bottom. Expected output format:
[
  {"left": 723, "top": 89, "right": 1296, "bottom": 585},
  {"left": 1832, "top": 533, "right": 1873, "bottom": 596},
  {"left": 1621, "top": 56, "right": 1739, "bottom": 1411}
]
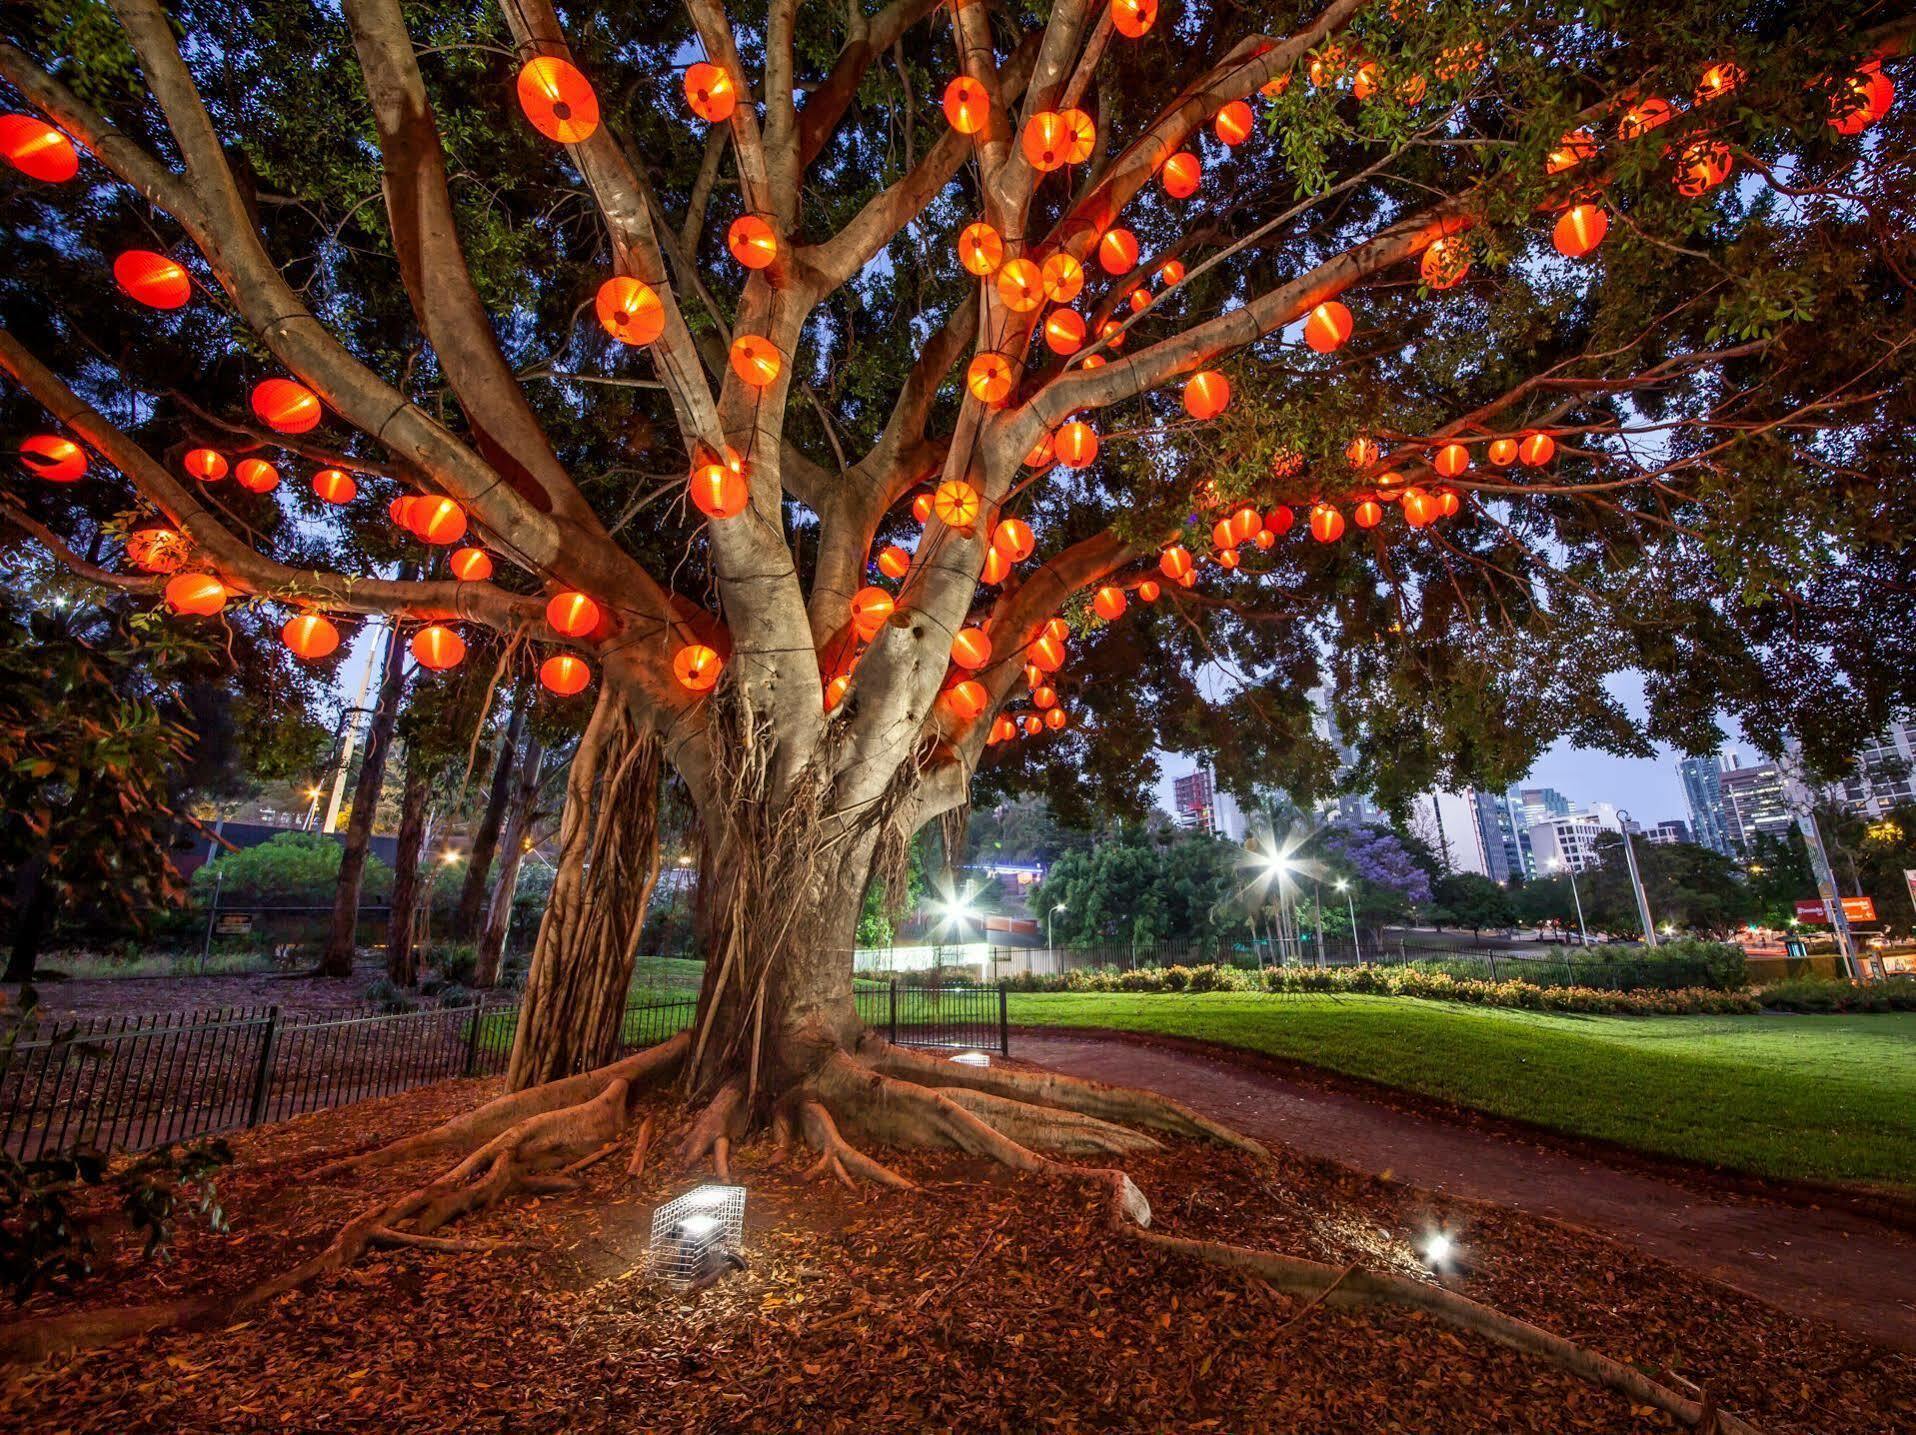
[
  {"left": 474, "top": 735, "right": 544, "bottom": 989},
  {"left": 385, "top": 756, "right": 432, "bottom": 986},
  {"left": 453, "top": 679, "right": 528, "bottom": 941},
  {"left": 321, "top": 620, "right": 406, "bottom": 979}
]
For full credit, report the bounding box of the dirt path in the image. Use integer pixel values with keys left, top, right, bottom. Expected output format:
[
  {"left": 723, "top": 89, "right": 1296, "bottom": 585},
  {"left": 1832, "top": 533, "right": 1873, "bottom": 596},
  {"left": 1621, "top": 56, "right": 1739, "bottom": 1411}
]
[{"left": 1016, "top": 1031, "right": 1916, "bottom": 1351}]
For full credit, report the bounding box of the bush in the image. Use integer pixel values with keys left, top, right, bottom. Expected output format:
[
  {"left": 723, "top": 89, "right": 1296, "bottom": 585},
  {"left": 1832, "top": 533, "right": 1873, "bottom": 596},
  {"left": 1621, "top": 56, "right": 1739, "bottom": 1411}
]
[
  {"left": 361, "top": 976, "right": 419, "bottom": 1014},
  {"left": 190, "top": 831, "right": 391, "bottom": 906},
  {"left": 1758, "top": 975, "right": 1916, "bottom": 1013}
]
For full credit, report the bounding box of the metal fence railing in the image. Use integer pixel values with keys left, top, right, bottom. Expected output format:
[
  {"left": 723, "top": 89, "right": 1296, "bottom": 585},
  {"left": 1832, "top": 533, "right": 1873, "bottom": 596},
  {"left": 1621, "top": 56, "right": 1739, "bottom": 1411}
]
[{"left": 1, "top": 985, "right": 1006, "bottom": 1162}]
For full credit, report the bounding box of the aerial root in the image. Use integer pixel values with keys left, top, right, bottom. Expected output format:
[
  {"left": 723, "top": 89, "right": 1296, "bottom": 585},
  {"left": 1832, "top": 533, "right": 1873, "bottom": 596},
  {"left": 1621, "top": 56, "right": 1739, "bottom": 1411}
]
[
  {"left": 674, "top": 1075, "right": 748, "bottom": 1178},
  {"left": 856, "top": 1036, "right": 1270, "bottom": 1163},
  {"left": 1136, "top": 1229, "right": 1763, "bottom": 1435},
  {"left": 796, "top": 1098, "right": 916, "bottom": 1191}
]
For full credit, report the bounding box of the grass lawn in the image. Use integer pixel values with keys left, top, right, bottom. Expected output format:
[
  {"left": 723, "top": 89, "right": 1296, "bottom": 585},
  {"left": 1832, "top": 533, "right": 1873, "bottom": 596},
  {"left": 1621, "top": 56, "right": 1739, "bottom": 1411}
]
[
  {"left": 1007, "top": 991, "right": 1916, "bottom": 1191},
  {"left": 629, "top": 954, "right": 707, "bottom": 995}
]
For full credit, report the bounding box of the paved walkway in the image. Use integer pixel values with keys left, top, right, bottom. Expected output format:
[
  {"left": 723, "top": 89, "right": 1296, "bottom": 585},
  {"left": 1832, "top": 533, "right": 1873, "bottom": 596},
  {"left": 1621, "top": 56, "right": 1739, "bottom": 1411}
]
[{"left": 1016, "top": 1031, "right": 1916, "bottom": 1351}]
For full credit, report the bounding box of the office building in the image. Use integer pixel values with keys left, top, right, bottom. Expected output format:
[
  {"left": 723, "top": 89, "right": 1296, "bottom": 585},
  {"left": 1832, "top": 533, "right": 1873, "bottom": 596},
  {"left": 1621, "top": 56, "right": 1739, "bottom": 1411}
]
[
  {"left": 1170, "top": 766, "right": 1244, "bottom": 841},
  {"left": 1525, "top": 812, "right": 1610, "bottom": 873},
  {"left": 1471, "top": 788, "right": 1528, "bottom": 882},
  {"left": 1678, "top": 755, "right": 1732, "bottom": 855},
  {"left": 1647, "top": 819, "right": 1691, "bottom": 846},
  {"left": 1412, "top": 790, "right": 1491, "bottom": 876},
  {"left": 1517, "top": 787, "right": 1572, "bottom": 834},
  {"left": 1720, "top": 762, "right": 1793, "bottom": 851},
  {"left": 1831, "top": 721, "right": 1916, "bottom": 819}
]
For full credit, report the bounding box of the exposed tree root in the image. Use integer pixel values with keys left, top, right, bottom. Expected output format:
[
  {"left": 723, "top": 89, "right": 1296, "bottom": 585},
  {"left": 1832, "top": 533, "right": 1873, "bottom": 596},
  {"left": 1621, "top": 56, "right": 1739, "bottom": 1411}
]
[
  {"left": 857, "top": 1036, "right": 1270, "bottom": 1162},
  {"left": 796, "top": 1098, "right": 916, "bottom": 1191},
  {"left": 674, "top": 1075, "right": 748, "bottom": 1179},
  {"left": 625, "top": 1114, "right": 656, "bottom": 1181},
  {"left": 1136, "top": 1229, "right": 1764, "bottom": 1435}
]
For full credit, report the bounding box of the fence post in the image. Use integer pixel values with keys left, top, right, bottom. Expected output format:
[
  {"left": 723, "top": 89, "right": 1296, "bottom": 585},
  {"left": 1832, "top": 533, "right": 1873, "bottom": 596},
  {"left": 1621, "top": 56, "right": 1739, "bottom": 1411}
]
[
  {"left": 464, "top": 997, "right": 488, "bottom": 1076},
  {"left": 888, "top": 979, "right": 899, "bottom": 1046},
  {"left": 1488, "top": 951, "right": 1498, "bottom": 981},
  {"left": 247, "top": 1006, "right": 281, "bottom": 1128},
  {"left": 998, "top": 983, "right": 1009, "bottom": 1056}
]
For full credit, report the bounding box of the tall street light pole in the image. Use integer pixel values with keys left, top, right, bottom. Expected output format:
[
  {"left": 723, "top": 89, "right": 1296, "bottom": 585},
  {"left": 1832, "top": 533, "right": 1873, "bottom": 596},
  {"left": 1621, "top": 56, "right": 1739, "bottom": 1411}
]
[
  {"left": 1551, "top": 857, "right": 1590, "bottom": 946},
  {"left": 1048, "top": 902, "right": 1065, "bottom": 953},
  {"left": 1335, "top": 878, "right": 1360, "bottom": 964},
  {"left": 1617, "top": 810, "right": 1658, "bottom": 948}
]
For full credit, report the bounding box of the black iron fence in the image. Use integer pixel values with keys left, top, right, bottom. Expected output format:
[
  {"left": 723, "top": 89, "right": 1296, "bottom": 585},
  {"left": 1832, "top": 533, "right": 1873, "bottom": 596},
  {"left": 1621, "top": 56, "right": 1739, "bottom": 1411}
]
[{"left": 1, "top": 984, "right": 1005, "bottom": 1162}]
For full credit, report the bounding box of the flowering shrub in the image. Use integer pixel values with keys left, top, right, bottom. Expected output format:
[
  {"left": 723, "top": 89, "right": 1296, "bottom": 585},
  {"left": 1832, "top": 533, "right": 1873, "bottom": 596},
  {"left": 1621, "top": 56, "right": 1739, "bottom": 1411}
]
[{"left": 1757, "top": 975, "right": 1916, "bottom": 1013}]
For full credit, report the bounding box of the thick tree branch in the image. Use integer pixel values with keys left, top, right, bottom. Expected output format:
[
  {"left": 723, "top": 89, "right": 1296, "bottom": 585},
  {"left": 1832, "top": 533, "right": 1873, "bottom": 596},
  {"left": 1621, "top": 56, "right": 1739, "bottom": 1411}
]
[{"left": 796, "top": 0, "right": 941, "bottom": 169}]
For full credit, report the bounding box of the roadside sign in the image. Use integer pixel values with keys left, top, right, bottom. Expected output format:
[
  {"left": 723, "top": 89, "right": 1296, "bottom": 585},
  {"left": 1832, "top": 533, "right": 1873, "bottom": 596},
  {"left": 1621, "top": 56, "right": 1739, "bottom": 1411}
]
[{"left": 1794, "top": 896, "right": 1877, "bottom": 925}]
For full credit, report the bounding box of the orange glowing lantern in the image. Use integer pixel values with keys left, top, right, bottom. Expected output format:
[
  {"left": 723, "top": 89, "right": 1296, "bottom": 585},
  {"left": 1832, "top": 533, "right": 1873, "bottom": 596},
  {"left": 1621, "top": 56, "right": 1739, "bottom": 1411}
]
[
  {"left": 674, "top": 644, "right": 722, "bottom": 692},
  {"left": 943, "top": 76, "right": 989, "bottom": 135},
  {"left": 1270, "top": 450, "right": 1304, "bottom": 481},
  {"left": 1183, "top": 370, "right": 1230, "bottom": 420},
  {"left": 1217, "top": 548, "right": 1241, "bottom": 570},
  {"left": 1352, "top": 61, "right": 1382, "bottom": 101},
  {"left": 1436, "top": 487, "right": 1461, "bottom": 517},
  {"left": 312, "top": 468, "right": 356, "bottom": 504},
  {"left": 1044, "top": 617, "right": 1070, "bottom": 643},
  {"left": 1023, "top": 714, "right": 1044, "bottom": 737},
  {"left": 596, "top": 276, "right": 664, "bottom": 346},
  {"left": 124, "top": 521, "right": 186, "bottom": 574},
  {"left": 1229, "top": 507, "right": 1262, "bottom": 545},
  {"left": 1045, "top": 707, "right": 1068, "bottom": 732},
  {"left": 992, "top": 518, "right": 1036, "bottom": 562},
  {"left": 877, "top": 544, "right": 912, "bottom": 579},
  {"left": 988, "top": 714, "right": 1016, "bottom": 745},
  {"left": 1254, "top": 529, "right": 1276, "bottom": 551},
  {"left": 1303, "top": 300, "right": 1352, "bottom": 353},
  {"left": 1420, "top": 236, "right": 1469, "bottom": 290},
  {"left": 1054, "top": 421, "right": 1098, "bottom": 469},
  {"left": 411, "top": 620, "right": 467, "bottom": 670},
  {"left": 967, "top": 352, "right": 1015, "bottom": 404},
  {"left": 1025, "top": 431, "right": 1056, "bottom": 469},
  {"left": 1433, "top": 443, "right": 1469, "bottom": 478},
  {"left": 1111, "top": 0, "right": 1157, "bottom": 39},
  {"left": 1402, "top": 487, "right": 1437, "bottom": 528},
  {"left": 1030, "top": 632, "right": 1066, "bottom": 672},
  {"left": 951, "top": 627, "right": 993, "bottom": 670},
  {"left": 1676, "top": 141, "right": 1733, "bottom": 196},
  {"left": 1345, "top": 435, "right": 1380, "bottom": 468},
  {"left": 933, "top": 479, "right": 981, "bottom": 528},
  {"left": 1093, "top": 586, "right": 1126, "bottom": 621},
  {"left": 1160, "top": 546, "right": 1193, "bottom": 581},
  {"left": 1157, "top": 259, "right": 1186, "bottom": 287},
  {"left": 1308, "top": 503, "right": 1344, "bottom": 543},
  {"left": 546, "top": 591, "right": 601, "bottom": 637},
  {"left": 1098, "top": 228, "right": 1139, "bottom": 275},
  {"left": 1021, "top": 110, "right": 1095, "bottom": 171},
  {"left": 1261, "top": 75, "right": 1292, "bottom": 99},
  {"left": 234, "top": 458, "right": 279, "bottom": 493},
  {"left": 727, "top": 215, "right": 778, "bottom": 269},
  {"left": 1211, "top": 519, "right": 1235, "bottom": 551},
  {"left": 1161, "top": 152, "right": 1200, "bottom": 199},
  {"left": 1554, "top": 202, "right": 1608, "bottom": 258},
  {"left": 730, "top": 335, "right": 782, "bottom": 387},
  {"left": 690, "top": 453, "right": 749, "bottom": 519},
  {"left": 450, "top": 547, "right": 493, "bottom": 581},
  {"left": 1213, "top": 100, "right": 1254, "bottom": 146},
  {"left": 115, "top": 250, "right": 190, "bottom": 309},
  {"left": 912, "top": 492, "right": 934, "bottom": 524},
  {"left": 164, "top": 573, "right": 228, "bottom": 616},
  {"left": 1830, "top": 62, "right": 1894, "bottom": 136},
  {"left": 184, "top": 448, "right": 228, "bottom": 483},
  {"left": 1040, "top": 252, "right": 1086, "bottom": 304},
  {"left": 1353, "top": 499, "right": 1383, "bottom": 530},
  {"left": 1129, "top": 288, "right": 1152, "bottom": 314},
  {"left": 822, "top": 674, "right": 850, "bottom": 713},
  {"left": 1263, "top": 505, "right": 1293, "bottom": 538},
  {"left": 541, "top": 654, "right": 593, "bottom": 696},
  {"left": 996, "top": 258, "right": 1044, "bottom": 312},
  {"left": 283, "top": 613, "right": 340, "bottom": 661},
  {"left": 412, "top": 497, "right": 466, "bottom": 545},
  {"left": 1695, "top": 62, "right": 1744, "bottom": 105},
  {"left": 1308, "top": 45, "right": 1348, "bottom": 88},
  {"left": 981, "top": 547, "right": 1011, "bottom": 584},
  {"left": 958, "top": 222, "right": 1004, "bottom": 276},
  {"left": 1518, "top": 430, "right": 1556, "bottom": 467},
  {"left": 1618, "top": 97, "right": 1674, "bottom": 140},
  {"left": 0, "top": 114, "right": 78, "bottom": 182},
  {"left": 19, "top": 434, "right": 84, "bottom": 482},
  {"left": 517, "top": 58, "right": 599, "bottom": 143},
  {"left": 1098, "top": 319, "right": 1126, "bottom": 351},
  {"left": 1044, "top": 309, "right": 1086, "bottom": 355},
  {"left": 1138, "top": 579, "right": 1161, "bottom": 602},
  {"left": 684, "top": 63, "right": 737, "bottom": 123},
  {"left": 1488, "top": 438, "right": 1519, "bottom": 467},
  {"left": 850, "top": 586, "right": 895, "bottom": 637},
  {"left": 1545, "top": 128, "right": 1596, "bottom": 175},
  {"left": 943, "top": 679, "right": 988, "bottom": 721}
]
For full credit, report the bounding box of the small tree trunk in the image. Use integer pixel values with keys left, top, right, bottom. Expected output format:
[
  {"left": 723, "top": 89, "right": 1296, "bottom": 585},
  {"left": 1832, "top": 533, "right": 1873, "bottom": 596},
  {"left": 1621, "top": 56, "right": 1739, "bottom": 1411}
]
[
  {"left": 474, "top": 736, "right": 544, "bottom": 988},
  {"left": 321, "top": 620, "right": 406, "bottom": 978},
  {"left": 3, "top": 853, "right": 54, "bottom": 986},
  {"left": 506, "top": 687, "right": 661, "bottom": 1089},
  {"left": 453, "top": 679, "right": 528, "bottom": 940},
  {"left": 386, "top": 758, "right": 432, "bottom": 986}
]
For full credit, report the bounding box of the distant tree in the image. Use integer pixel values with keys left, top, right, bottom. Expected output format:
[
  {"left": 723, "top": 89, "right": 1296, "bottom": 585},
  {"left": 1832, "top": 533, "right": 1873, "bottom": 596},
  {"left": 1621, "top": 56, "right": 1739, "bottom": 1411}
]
[
  {"left": 1315, "top": 823, "right": 1433, "bottom": 948},
  {"left": 1034, "top": 829, "right": 1249, "bottom": 952},
  {"left": 1427, "top": 872, "right": 1515, "bottom": 936},
  {"left": 1813, "top": 800, "right": 1916, "bottom": 940},
  {"left": 1744, "top": 830, "right": 1819, "bottom": 931},
  {"left": 190, "top": 831, "right": 392, "bottom": 908},
  {"left": 1510, "top": 872, "right": 1581, "bottom": 938},
  {"left": 1583, "top": 833, "right": 1754, "bottom": 937}
]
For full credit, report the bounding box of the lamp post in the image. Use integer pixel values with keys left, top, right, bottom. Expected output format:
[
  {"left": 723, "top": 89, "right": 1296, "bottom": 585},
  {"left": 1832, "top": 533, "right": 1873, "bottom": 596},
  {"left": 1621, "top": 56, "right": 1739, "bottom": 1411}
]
[
  {"left": 1048, "top": 901, "right": 1066, "bottom": 952},
  {"left": 1617, "top": 810, "right": 1658, "bottom": 948},
  {"left": 1550, "top": 857, "right": 1589, "bottom": 946},
  {"left": 1260, "top": 851, "right": 1294, "bottom": 963},
  {"left": 1334, "top": 879, "right": 1359, "bottom": 964}
]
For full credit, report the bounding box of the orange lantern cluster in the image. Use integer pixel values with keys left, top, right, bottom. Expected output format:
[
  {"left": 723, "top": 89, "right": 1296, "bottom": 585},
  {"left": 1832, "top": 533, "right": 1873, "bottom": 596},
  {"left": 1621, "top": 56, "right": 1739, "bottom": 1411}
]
[
  {"left": 184, "top": 448, "right": 228, "bottom": 483},
  {"left": 674, "top": 643, "right": 722, "bottom": 692},
  {"left": 540, "top": 653, "right": 593, "bottom": 696},
  {"left": 1, "top": 114, "right": 78, "bottom": 182},
  {"left": 1021, "top": 109, "right": 1095, "bottom": 171},
  {"left": 235, "top": 458, "right": 280, "bottom": 494},
  {"left": 1303, "top": 300, "right": 1352, "bottom": 353},
  {"left": 517, "top": 58, "right": 599, "bottom": 143},
  {"left": 115, "top": 250, "right": 191, "bottom": 309},
  {"left": 596, "top": 276, "right": 664, "bottom": 346},
  {"left": 684, "top": 63, "right": 737, "bottom": 123},
  {"left": 943, "top": 76, "right": 989, "bottom": 135},
  {"left": 164, "top": 572, "right": 228, "bottom": 616},
  {"left": 19, "top": 434, "right": 85, "bottom": 482},
  {"left": 727, "top": 215, "right": 778, "bottom": 269},
  {"left": 312, "top": 468, "right": 356, "bottom": 505},
  {"left": 282, "top": 613, "right": 340, "bottom": 661}
]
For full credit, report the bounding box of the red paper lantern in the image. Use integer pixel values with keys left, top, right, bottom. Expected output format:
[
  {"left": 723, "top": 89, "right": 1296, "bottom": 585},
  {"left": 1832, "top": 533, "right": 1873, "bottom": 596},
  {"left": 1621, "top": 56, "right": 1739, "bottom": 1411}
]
[
  {"left": 1436, "top": 487, "right": 1461, "bottom": 518},
  {"left": 1098, "top": 228, "right": 1139, "bottom": 275},
  {"left": 412, "top": 497, "right": 466, "bottom": 544},
  {"left": 1553, "top": 203, "right": 1609, "bottom": 259},
  {"left": 1229, "top": 506, "right": 1262, "bottom": 545},
  {"left": 1345, "top": 435, "right": 1380, "bottom": 468},
  {"left": 1021, "top": 109, "right": 1095, "bottom": 171},
  {"left": 115, "top": 251, "right": 191, "bottom": 309},
  {"left": 1488, "top": 437, "right": 1519, "bottom": 467},
  {"left": 1025, "top": 431, "right": 1057, "bottom": 469},
  {"left": 1420, "top": 236, "right": 1469, "bottom": 290},
  {"left": 684, "top": 63, "right": 738, "bottom": 123},
  {"left": 850, "top": 586, "right": 895, "bottom": 637},
  {"left": 164, "top": 573, "right": 228, "bottom": 616},
  {"left": 1354, "top": 499, "right": 1383, "bottom": 530},
  {"left": 1044, "top": 309, "right": 1086, "bottom": 355},
  {"left": 992, "top": 518, "right": 1036, "bottom": 562},
  {"left": 1212, "top": 518, "right": 1236, "bottom": 552},
  {"left": 1695, "top": 61, "right": 1744, "bottom": 105},
  {"left": 410, "top": 624, "right": 464, "bottom": 671},
  {"left": 988, "top": 714, "right": 1017, "bottom": 745},
  {"left": 450, "top": 547, "right": 493, "bottom": 581},
  {"left": 825, "top": 674, "right": 851, "bottom": 713},
  {"left": 1213, "top": 100, "right": 1254, "bottom": 146},
  {"left": 1041, "top": 252, "right": 1086, "bottom": 304},
  {"left": 1254, "top": 529, "right": 1276, "bottom": 551},
  {"left": 1161, "top": 151, "right": 1200, "bottom": 199},
  {"left": 943, "top": 679, "right": 988, "bottom": 721},
  {"left": 675, "top": 644, "right": 722, "bottom": 692},
  {"left": 951, "top": 627, "right": 993, "bottom": 670},
  {"left": 1402, "top": 487, "right": 1437, "bottom": 528},
  {"left": 540, "top": 653, "right": 593, "bottom": 696},
  {"left": 1159, "top": 546, "right": 1193, "bottom": 580},
  {"left": 18, "top": 434, "right": 84, "bottom": 482},
  {"left": 596, "top": 276, "right": 665, "bottom": 346},
  {"left": 1111, "top": 0, "right": 1158, "bottom": 39},
  {"left": 1044, "top": 617, "right": 1070, "bottom": 643},
  {"left": 1545, "top": 128, "right": 1597, "bottom": 176},
  {"left": 943, "top": 76, "right": 989, "bottom": 135},
  {"left": 1045, "top": 707, "right": 1068, "bottom": 732},
  {"left": 727, "top": 215, "right": 778, "bottom": 269},
  {"left": 1098, "top": 319, "right": 1126, "bottom": 351},
  {"left": 1217, "top": 548, "right": 1241, "bottom": 570},
  {"left": 933, "top": 479, "right": 981, "bottom": 527},
  {"left": 1676, "top": 141, "right": 1733, "bottom": 196},
  {"left": 1518, "top": 430, "right": 1556, "bottom": 467},
  {"left": 730, "top": 335, "right": 781, "bottom": 387},
  {"left": 124, "top": 521, "right": 186, "bottom": 574},
  {"left": 1138, "top": 579, "right": 1161, "bottom": 602},
  {"left": 1618, "top": 98, "right": 1674, "bottom": 141},
  {"left": 283, "top": 613, "right": 340, "bottom": 661},
  {"left": 912, "top": 492, "right": 934, "bottom": 524},
  {"left": 1093, "top": 585, "right": 1126, "bottom": 621},
  {"left": 1023, "top": 714, "right": 1045, "bottom": 737},
  {"left": 1030, "top": 632, "right": 1066, "bottom": 672},
  {"left": 1303, "top": 301, "right": 1352, "bottom": 353},
  {"left": 1157, "top": 258, "right": 1186, "bottom": 287},
  {"left": 968, "top": 352, "right": 1016, "bottom": 404},
  {"left": 995, "top": 257, "right": 1043, "bottom": 313},
  {"left": 1308, "top": 502, "right": 1344, "bottom": 543},
  {"left": 517, "top": 58, "right": 600, "bottom": 143},
  {"left": 1129, "top": 288, "right": 1153, "bottom": 315},
  {"left": 1830, "top": 62, "right": 1894, "bottom": 136},
  {"left": 234, "top": 458, "right": 280, "bottom": 493},
  {"left": 1182, "top": 370, "right": 1230, "bottom": 420},
  {"left": 981, "top": 547, "right": 1011, "bottom": 584},
  {"left": 1055, "top": 421, "right": 1098, "bottom": 469},
  {"left": 184, "top": 448, "right": 228, "bottom": 483},
  {"left": 0, "top": 114, "right": 78, "bottom": 182},
  {"left": 546, "top": 591, "right": 601, "bottom": 637},
  {"left": 877, "top": 544, "right": 912, "bottom": 579},
  {"left": 690, "top": 448, "right": 749, "bottom": 519},
  {"left": 1265, "top": 504, "right": 1295, "bottom": 536},
  {"left": 958, "top": 221, "right": 1004, "bottom": 276},
  {"left": 312, "top": 468, "right": 356, "bottom": 504}
]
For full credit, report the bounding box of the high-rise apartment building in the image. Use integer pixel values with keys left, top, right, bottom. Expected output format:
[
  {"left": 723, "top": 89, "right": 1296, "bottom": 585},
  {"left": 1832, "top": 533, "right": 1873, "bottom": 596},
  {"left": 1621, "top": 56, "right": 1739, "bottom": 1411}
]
[
  {"left": 1831, "top": 721, "right": 1916, "bottom": 819},
  {"left": 1678, "top": 755, "right": 1732, "bottom": 855},
  {"left": 1170, "top": 766, "right": 1243, "bottom": 840},
  {"left": 1471, "top": 788, "right": 1528, "bottom": 882},
  {"left": 1720, "top": 762, "right": 1793, "bottom": 851}
]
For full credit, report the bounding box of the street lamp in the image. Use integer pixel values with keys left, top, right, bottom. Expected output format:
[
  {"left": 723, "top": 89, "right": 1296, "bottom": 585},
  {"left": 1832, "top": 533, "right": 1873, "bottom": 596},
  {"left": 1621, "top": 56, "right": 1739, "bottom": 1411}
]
[
  {"left": 1048, "top": 902, "right": 1066, "bottom": 952},
  {"left": 1617, "top": 810, "right": 1658, "bottom": 949},
  {"left": 1549, "top": 856, "right": 1589, "bottom": 946},
  {"left": 1334, "top": 878, "right": 1360, "bottom": 963}
]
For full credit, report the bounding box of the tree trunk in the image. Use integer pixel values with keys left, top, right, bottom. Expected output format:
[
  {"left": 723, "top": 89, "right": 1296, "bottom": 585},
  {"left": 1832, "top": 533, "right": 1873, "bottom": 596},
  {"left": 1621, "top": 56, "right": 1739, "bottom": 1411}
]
[
  {"left": 474, "top": 735, "right": 544, "bottom": 989},
  {"left": 385, "top": 757, "right": 431, "bottom": 986},
  {"left": 320, "top": 619, "right": 406, "bottom": 978},
  {"left": 453, "top": 678, "right": 528, "bottom": 941},
  {"left": 3, "top": 853, "right": 54, "bottom": 986},
  {"left": 506, "top": 687, "right": 661, "bottom": 1088}
]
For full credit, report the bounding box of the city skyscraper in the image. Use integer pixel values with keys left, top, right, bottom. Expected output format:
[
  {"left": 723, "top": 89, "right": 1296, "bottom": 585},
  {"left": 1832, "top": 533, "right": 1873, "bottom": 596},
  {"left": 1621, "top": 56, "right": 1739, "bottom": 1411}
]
[
  {"left": 1678, "top": 755, "right": 1732, "bottom": 855},
  {"left": 1471, "top": 788, "right": 1528, "bottom": 882}
]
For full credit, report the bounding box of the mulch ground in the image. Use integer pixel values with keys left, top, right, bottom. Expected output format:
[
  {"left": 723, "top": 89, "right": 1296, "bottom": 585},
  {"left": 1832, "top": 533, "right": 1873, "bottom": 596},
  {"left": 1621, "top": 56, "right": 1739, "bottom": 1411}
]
[{"left": 1, "top": 1070, "right": 1911, "bottom": 1434}]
